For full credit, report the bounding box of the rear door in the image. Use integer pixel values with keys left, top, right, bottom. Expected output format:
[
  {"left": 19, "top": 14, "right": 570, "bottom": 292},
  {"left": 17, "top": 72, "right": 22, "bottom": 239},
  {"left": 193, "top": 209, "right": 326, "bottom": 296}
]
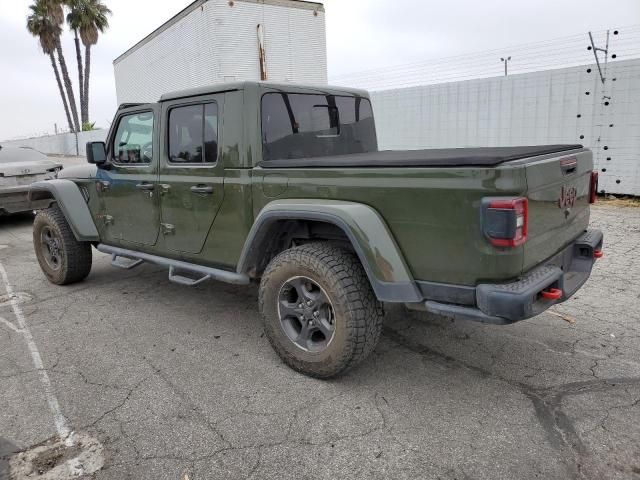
[
  {"left": 523, "top": 149, "right": 593, "bottom": 270},
  {"left": 158, "top": 96, "right": 225, "bottom": 254},
  {"left": 97, "top": 105, "right": 160, "bottom": 246}
]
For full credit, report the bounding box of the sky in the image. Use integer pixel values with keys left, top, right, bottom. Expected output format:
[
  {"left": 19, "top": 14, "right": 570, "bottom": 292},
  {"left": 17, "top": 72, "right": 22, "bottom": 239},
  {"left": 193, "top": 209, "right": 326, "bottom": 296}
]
[{"left": 0, "top": 0, "right": 638, "bottom": 140}]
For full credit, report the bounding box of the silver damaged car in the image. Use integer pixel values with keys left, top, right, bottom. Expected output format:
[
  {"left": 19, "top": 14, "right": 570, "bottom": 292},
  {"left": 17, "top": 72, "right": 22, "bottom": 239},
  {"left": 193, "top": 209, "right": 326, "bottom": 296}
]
[{"left": 0, "top": 145, "right": 61, "bottom": 215}]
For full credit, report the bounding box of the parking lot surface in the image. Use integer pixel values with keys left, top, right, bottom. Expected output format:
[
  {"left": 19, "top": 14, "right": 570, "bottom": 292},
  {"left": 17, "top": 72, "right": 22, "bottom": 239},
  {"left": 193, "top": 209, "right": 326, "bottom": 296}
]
[{"left": 0, "top": 204, "right": 639, "bottom": 480}]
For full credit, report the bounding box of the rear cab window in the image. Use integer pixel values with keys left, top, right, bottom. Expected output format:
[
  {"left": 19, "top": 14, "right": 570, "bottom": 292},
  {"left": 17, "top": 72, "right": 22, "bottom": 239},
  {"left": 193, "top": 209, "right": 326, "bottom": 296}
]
[
  {"left": 261, "top": 93, "right": 377, "bottom": 162},
  {"left": 168, "top": 103, "right": 218, "bottom": 165}
]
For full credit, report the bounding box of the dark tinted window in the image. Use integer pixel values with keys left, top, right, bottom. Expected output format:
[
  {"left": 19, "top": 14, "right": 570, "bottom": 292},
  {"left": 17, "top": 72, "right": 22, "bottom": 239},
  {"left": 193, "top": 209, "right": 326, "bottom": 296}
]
[
  {"left": 168, "top": 103, "right": 218, "bottom": 164},
  {"left": 204, "top": 103, "right": 218, "bottom": 163},
  {"left": 113, "top": 112, "right": 154, "bottom": 164},
  {"left": 261, "top": 93, "right": 377, "bottom": 161}
]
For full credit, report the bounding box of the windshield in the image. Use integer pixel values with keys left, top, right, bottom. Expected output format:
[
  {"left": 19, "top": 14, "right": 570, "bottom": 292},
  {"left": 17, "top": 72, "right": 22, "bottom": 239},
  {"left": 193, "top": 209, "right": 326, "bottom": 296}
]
[{"left": 261, "top": 92, "right": 378, "bottom": 161}]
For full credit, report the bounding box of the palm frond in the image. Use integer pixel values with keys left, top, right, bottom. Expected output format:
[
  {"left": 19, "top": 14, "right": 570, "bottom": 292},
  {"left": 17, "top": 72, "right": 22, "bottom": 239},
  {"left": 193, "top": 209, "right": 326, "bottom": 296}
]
[
  {"left": 70, "top": 0, "right": 111, "bottom": 46},
  {"left": 26, "top": 0, "right": 62, "bottom": 54}
]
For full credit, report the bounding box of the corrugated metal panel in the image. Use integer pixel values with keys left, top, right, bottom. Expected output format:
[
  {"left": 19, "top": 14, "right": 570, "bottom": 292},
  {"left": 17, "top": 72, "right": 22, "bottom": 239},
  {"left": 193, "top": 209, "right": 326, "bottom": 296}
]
[
  {"left": 113, "top": 0, "right": 324, "bottom": 64},
  {"left": 114, "top": 0, "right": 327, "bottom": 104},
  {"left": 371, "top": 59, "right": 640, "bottom": 195}
]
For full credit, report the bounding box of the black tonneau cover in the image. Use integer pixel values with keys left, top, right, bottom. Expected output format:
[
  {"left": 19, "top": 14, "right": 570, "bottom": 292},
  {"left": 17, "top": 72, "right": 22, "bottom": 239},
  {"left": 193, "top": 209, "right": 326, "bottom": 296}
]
[{"left": 259, "top": 144, "right": 584, "bottom": 169}]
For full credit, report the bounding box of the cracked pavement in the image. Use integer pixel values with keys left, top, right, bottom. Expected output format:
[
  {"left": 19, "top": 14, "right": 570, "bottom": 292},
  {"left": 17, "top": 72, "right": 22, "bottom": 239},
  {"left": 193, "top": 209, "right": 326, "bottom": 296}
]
[{"left": 0, "top": 204, "right": 639, "bottom": 479}]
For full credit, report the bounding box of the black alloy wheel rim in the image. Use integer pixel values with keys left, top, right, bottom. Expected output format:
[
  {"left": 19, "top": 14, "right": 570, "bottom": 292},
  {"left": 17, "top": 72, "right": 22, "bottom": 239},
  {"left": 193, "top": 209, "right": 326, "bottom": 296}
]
[
  {"left": 277, "top": 276, "right": 336, "bottom": 352},
  {"left": 40, "top": 226, "right": 62, "bottom": 271}
]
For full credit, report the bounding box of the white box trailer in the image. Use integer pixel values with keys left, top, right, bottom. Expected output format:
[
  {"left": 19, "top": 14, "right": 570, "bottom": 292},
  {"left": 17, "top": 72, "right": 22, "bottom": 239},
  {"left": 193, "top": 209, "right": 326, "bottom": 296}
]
[{"left": 113, "top": 0, "right": 327, "bottom": 104}]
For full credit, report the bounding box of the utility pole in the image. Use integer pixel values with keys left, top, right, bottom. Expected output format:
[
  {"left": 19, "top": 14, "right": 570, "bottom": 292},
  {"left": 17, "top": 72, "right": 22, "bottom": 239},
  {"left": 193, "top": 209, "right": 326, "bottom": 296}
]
[
  {"left": 500, "top": 56, "right": 511, "bottom": 76},
  {"left": 587, "top": 29, "right": 613, "bottom": 176},
  {"left": 588, "top": 30, "right": 610, "bottom": 84}
]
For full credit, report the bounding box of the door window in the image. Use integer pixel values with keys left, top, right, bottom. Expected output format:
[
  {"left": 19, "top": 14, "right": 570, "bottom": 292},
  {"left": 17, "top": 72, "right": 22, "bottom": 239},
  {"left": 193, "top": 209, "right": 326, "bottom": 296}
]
[
  {"left": 112, "top": 112, "right": 154, "bottom": 164},
  {"left": 168, "top": 103, "right": 218, "bottom": 164}
]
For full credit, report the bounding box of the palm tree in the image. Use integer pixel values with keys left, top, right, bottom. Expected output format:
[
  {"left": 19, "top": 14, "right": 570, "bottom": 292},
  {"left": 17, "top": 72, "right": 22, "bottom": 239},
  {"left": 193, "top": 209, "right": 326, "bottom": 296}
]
[
  {"left": 27, "top": 1, "right": 74, "bottom": 132},
  {"left": 49, "top": 0, "right": 81, "bottom": 133},
  {"left": 65, "top": 0, "right": 85, "bottom": 124},
  {"left": 27, "top": 0, "right": 81, "bottom": 132},
  {"left": 77, "top": 0, "right": 111, "bottom": 127}
]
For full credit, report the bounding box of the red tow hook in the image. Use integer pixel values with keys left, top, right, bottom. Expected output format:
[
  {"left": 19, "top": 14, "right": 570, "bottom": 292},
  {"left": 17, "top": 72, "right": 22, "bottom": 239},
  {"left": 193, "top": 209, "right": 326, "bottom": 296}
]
[
  {"left": 541, "top": 288, "right": 563, "bottom": 300},
  {"left": 594, "top": 249, "right": 604, "bottom": 259}
]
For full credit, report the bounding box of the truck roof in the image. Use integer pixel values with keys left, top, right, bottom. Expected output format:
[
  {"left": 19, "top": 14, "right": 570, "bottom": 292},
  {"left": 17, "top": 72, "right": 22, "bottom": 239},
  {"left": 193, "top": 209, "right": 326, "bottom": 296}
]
[{"left": 159, "top": 81, "right": 370, "bottom": 102}]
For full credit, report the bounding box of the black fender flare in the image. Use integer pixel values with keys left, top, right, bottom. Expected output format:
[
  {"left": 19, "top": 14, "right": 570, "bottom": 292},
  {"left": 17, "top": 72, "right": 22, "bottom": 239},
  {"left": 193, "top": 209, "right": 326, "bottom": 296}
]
[
  {"left": 238, "top": 199, "right": 422, "bottom": 303},
  {"left": 29, "top": 180, "right": 99, "bottom": 242}
]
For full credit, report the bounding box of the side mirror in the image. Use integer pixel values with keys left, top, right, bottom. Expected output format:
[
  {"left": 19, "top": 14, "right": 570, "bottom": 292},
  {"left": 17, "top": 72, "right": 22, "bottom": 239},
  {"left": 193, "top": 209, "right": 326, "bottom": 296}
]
[{"left": 86, "top": 141, "right": 107, "bottom": 165}]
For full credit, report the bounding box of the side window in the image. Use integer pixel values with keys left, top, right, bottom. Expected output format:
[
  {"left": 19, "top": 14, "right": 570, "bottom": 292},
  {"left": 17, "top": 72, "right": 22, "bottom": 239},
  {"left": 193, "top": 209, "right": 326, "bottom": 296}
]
[
  {"left": 112, "top": 112, "right": 154, "bottom": 164},
  {"left": 168, "top": 103, "right": 218, "bottom": 164},
  {"left": 204, "top": 103, "right": 218, "bottom": 164},
  {"left": 261, "top": 93, "right": 377, "bottom": 161}
]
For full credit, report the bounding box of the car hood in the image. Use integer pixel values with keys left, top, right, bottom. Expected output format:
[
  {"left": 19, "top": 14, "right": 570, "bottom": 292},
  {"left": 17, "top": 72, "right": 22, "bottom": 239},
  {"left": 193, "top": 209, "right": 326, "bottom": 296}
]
[{"left": 0, "top": 145, "right": 61, "bottom": 177}]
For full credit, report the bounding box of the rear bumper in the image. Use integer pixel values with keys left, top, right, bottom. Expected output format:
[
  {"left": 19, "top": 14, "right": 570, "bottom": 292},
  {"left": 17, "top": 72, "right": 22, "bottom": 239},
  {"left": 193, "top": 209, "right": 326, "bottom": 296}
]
[
  {"left": 0, "top": 185, "right": 51, "bottom": 214},
  {"left": 420, "top": 229, "right": 603, "bottom": 325},
  {"left": 0, "top": 186, "right": 31, "bottom": 214}
]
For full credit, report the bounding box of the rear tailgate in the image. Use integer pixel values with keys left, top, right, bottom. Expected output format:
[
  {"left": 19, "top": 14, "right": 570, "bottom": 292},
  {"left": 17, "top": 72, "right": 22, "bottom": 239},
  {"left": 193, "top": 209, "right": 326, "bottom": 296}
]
[{"left": 523, "top": 148, "right": 593, "bottom": 272}]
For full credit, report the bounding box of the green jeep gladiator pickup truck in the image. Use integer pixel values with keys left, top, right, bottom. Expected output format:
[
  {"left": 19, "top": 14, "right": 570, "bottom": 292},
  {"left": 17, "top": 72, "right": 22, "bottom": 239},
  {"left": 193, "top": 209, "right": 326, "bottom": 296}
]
[{"left": 29, "top": 81, "right": 603, "bottom": 378}]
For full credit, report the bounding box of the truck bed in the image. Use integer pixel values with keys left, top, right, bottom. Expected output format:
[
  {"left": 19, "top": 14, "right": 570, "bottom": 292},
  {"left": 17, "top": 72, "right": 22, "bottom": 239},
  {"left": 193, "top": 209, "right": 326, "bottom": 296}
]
[
  {"left": 258, "top": 145, "right": 584, "bottom": 168},
  {"left": 252, "top": 144, "right": 593, "bottom": 286}
]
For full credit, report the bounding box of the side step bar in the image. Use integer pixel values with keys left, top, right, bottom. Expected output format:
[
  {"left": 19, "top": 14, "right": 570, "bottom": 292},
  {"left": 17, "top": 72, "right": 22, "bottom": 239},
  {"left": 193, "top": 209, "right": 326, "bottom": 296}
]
[{"left": 96, "top": 244, "right": 250, "bottom": 286}]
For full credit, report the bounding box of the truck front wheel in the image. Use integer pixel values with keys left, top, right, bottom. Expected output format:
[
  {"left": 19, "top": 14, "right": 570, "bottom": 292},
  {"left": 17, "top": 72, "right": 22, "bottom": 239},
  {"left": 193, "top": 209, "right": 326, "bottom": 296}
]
[
  {"left": 259, "top": 242, "right": 383, "bottom": 378},
  {"left": 33, "top": 206, "right": 92, "bottom": 285}
]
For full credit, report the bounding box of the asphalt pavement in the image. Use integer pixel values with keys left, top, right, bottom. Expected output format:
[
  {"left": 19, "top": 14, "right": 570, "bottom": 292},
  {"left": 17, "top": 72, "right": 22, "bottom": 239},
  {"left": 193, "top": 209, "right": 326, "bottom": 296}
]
[{"left": 0, "top": 204, "right": 639, "bottom": 480}]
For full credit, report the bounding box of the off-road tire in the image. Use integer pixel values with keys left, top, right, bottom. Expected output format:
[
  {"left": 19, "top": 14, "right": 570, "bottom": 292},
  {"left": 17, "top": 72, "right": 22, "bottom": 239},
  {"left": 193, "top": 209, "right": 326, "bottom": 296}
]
[
  {"left": 259, "top": 242, "right": 383, "bottom": 378},
  {"left": 33, "top": 206, "right": 92, "bottom": 285}
]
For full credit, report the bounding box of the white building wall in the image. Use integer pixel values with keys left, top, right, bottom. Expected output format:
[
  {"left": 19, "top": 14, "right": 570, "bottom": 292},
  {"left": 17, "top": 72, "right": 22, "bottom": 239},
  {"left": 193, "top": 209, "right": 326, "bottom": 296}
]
[
  {"left": 371, "top": 59, "right": 640, "bottom": 196},
  {"left": 114, "top": 0, "right": 327, "bottom": 104}
]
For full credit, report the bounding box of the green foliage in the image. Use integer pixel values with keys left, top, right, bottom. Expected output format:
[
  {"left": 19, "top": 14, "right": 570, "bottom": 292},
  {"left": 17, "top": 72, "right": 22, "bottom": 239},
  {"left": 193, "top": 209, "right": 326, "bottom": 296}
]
[
  {"left": 81, "top": 121, "right": 96, "bottom": 131},
  {"left": 64, "top": 0, "right": 111, "bottom": 46},
  {"left": 26, "top": 0, "right": 63, "bottom": 54}
]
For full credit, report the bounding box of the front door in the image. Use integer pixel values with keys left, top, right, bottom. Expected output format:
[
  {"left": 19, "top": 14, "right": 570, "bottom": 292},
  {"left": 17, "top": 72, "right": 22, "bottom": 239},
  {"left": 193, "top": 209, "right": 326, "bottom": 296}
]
[
  {"left": 95, "top": 106, "right": 160, "bottom": 246},
  {"left": 158, "top": 97, "right": 225, "bottom": 254}
]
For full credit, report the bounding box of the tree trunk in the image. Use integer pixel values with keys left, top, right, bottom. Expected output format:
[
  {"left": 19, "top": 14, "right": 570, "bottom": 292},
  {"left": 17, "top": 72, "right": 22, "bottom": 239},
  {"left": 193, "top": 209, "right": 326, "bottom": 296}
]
[
  {"left": 73, "top": 30, "right": 86, "bottom": 125},
  {"left": 49, "top": 51, "right": 74, "bottom": 133},
  {"left": 83, "top": 45, "right": 91, "bottom": 126},
  {"left": 56, "top": 39, "right": 80, "bottom": 132}
]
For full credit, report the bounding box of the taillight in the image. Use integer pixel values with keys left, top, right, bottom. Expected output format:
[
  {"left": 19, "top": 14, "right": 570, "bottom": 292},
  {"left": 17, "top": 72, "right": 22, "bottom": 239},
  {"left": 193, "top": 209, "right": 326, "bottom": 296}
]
[
  {"left": 482, "top": 197, "right": 528, "bottom": 248},
  {"left": 589, "top": 171, "right": 598, "bottom": 204}
]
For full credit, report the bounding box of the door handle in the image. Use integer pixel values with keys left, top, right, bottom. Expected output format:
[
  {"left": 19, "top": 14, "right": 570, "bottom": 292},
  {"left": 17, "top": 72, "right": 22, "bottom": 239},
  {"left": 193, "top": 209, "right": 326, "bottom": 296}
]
[
  {"left": 135, "top": 182, "right": 155, "bottom": 191},
  {"left": 190, "top": 185, "right": 214, "bottom": 194}
]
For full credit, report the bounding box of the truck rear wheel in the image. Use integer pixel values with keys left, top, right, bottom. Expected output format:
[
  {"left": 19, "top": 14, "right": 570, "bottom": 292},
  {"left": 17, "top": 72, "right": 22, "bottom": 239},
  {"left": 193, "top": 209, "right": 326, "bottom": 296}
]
[
  {"left": 259, "top": 242, "right": 383, "bottom": 378},
  {"left": 33, "top": 206, "right": 92, "bottom": 285}
]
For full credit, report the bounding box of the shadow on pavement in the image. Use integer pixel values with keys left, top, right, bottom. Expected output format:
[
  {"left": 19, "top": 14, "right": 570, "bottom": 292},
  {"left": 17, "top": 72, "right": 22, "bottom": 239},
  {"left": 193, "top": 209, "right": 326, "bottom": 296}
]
[
  {"left": 0, "top": 212, "right": 34, "bottom": 229},
  {"left": 0, "top": 437, "right": 18, "bottom": 480}
]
